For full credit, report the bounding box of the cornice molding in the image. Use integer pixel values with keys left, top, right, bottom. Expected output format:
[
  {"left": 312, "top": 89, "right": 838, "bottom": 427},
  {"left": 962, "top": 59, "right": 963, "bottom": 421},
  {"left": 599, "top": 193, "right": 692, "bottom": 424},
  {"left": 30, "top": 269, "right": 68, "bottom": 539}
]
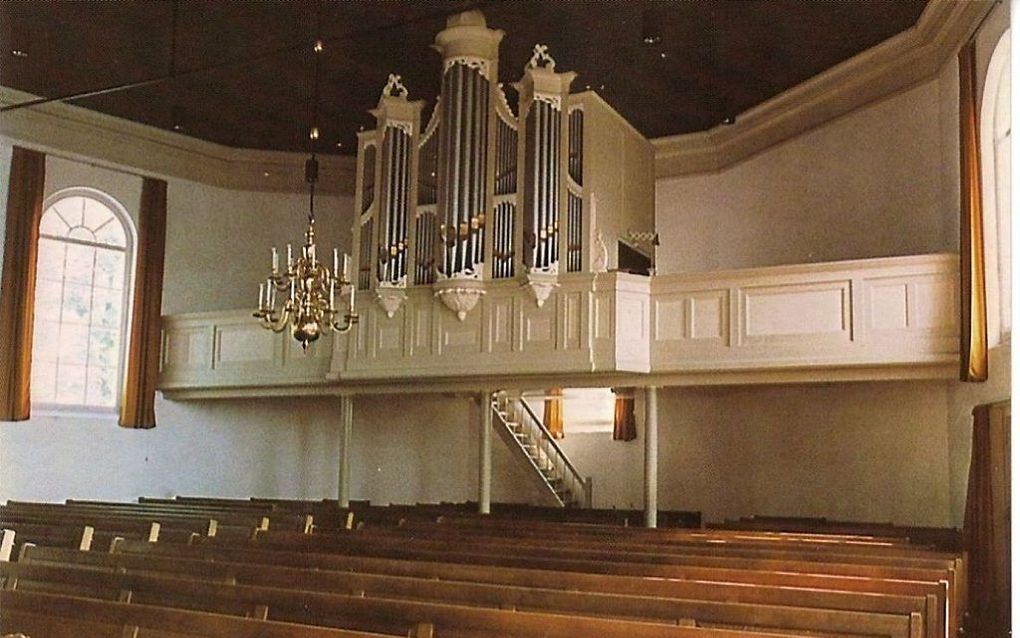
[
  {"left": 652, "top": 0, "right": 997, "bottom": 178},
  {"left": 0, "top": 1, "right": 996, "bottom": 188},
  {"left": 0, "top": 87, "right": 357, "bottom": 195}
]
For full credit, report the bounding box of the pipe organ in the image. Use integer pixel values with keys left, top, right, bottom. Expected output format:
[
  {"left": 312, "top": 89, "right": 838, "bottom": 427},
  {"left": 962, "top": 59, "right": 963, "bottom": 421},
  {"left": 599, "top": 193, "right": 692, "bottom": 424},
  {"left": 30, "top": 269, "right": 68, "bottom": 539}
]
[{"left": 352, "top": 10, "right": 654, "bottom": 321}]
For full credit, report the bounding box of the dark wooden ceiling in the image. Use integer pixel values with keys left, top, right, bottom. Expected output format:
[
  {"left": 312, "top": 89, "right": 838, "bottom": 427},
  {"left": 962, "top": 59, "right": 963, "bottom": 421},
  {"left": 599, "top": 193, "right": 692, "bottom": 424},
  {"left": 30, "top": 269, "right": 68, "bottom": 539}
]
[{"left": 0, "top": 0, "right": 928, "bottom": 155}]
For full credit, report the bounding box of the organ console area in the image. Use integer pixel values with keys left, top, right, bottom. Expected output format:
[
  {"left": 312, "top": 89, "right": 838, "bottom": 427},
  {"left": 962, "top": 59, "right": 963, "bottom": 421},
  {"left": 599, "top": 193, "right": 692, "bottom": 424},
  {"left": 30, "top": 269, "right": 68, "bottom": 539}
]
[{"left": 157, "top": 11, "right": 961, "bottom": 397}]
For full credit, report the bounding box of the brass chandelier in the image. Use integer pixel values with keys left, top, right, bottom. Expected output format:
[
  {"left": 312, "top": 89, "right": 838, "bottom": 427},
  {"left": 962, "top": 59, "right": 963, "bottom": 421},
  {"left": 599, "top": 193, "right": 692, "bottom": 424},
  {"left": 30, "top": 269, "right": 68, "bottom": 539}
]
[{"left": 253, "top": 29, "right": 357, "bottom": 349}]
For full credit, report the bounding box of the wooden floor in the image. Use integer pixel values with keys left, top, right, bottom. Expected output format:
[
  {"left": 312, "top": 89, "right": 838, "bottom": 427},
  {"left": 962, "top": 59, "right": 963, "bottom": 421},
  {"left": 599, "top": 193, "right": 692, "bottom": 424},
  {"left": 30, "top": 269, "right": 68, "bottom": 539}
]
[{"left": 0, "top": 498, "right": 963, "bottom": 638}]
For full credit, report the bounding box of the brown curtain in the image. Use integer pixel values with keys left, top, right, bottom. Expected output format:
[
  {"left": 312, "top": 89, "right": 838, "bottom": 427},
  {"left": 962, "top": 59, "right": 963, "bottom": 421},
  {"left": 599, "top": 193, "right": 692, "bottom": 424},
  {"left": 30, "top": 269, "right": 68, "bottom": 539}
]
[
  {"left": 543, "top": 388, "right": 564, "bottom": 439},
  {"left": 119, "top": 178, "right": 168, "bottom": 429},
  {"left": 612, "top": 389, "right": 636, "bottom": 441},
  {"left": 0, "top": 147, "right": 45, "bottom": 422},
  {"left": 963, "top": 401, "right": 1010, "bottom": 636},
  {"left": 959, "top": 40, "right": 988, "bottom": 382}
]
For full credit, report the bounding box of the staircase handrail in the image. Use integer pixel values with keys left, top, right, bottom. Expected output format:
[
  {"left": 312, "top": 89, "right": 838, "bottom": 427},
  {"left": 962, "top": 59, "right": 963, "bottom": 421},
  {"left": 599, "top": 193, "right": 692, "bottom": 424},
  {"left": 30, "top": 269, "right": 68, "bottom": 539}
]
[{"left": 518, "top": 397, "right": 586, "bottom": 492}]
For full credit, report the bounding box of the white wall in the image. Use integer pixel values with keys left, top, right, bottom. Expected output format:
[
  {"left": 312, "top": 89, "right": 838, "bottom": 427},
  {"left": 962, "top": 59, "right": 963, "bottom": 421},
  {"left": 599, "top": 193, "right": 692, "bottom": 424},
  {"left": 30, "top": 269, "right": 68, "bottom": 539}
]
[
  {"left": 162, "top": 179, "right": 351, "bottom": 315},
  {"left": 348, "top": 393, "right": 549, "bottom": 506},
  {"left": 656, "top": 61, "right": 960, "bottom": 274},
  {"left": 0, "top": 151, "right": 357, "bottom": 504},
  {"left": 0, "top": 396, "right": 340, "bottom": 503},
  {"left": 656, "top": 382, "right": 954, "bottom": 526}
]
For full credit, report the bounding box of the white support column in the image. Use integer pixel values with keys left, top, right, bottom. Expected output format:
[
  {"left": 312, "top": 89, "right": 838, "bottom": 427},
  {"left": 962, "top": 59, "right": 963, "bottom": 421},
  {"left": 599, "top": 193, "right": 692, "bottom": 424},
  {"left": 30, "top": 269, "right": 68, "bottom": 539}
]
[
  {"left": 339, "top": 395, "right": 354, "bottom": 508},
  {"left": 479, "top": 391, "right": 493, "bottom": 515},
  {"left": 644, "top": 386, "right": 658, "bottom": 528}
]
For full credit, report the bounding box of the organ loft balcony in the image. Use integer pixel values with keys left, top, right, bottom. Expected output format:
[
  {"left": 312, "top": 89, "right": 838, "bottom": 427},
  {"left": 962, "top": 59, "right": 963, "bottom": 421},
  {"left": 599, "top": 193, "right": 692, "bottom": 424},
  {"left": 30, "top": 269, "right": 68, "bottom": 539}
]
[{"left": 156, "top": 11, "right": 960, "bottom": 398}]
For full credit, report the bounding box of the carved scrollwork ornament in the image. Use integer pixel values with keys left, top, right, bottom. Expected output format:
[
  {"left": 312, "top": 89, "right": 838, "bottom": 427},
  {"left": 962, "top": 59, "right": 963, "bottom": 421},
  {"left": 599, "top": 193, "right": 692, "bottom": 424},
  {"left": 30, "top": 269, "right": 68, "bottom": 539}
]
[
  {"left": 420, "top": 99, "right": 442, "bottom": 145},
  {"left": 434, "top": 275, "right": 486, "bottom": 321},
  {"left": 524, "top": 270, "right": 559, "bottom": 308},
  {"left": 386, "top": 120, "right": 414, "bottom": 135},
  {"left": 495, "top": 83, "right": 517, "bottom": 123},
  {"left": 375, "top": 282, "right": 408, "bottom": 319},
  {"left": 381, "top": 73, "right": 409, "bottom": 99},
  {"left": 526, "top": 44, "right": 557, "bottom": 71},
  {"left": 443, "top": 56, "right": 492, "bottom": 80},
  {"left": 533, "top": 92, "right": 562, "bottom": 110}
]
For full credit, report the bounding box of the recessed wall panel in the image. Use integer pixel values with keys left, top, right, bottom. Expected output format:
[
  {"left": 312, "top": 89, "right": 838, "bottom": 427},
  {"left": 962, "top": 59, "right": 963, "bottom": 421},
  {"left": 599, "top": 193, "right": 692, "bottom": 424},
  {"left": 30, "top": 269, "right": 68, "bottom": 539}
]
[
  {"left": 690, "top": 293, "right": 726, "bottom": 341},
  {"left": 215, "top": 325, "right": 275, "bottom": 366},
  {"left": 743, "top": 282, "right": 849, "bottom": 340},
  {"left": 654, "top": 299, "right": 685, "bottom": 341},
  {"left": 912, "top": 277, "right": 958, "bottom": 329},
  {"left": 871, "top": 283, "right": 909, "bottom": 331}
]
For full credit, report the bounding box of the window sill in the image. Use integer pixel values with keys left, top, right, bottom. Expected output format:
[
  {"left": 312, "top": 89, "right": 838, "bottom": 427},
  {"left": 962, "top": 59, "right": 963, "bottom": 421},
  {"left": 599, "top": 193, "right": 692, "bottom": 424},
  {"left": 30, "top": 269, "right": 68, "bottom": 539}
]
[{"left": 30, "top": 405, "right": 119, "bottom": 421}]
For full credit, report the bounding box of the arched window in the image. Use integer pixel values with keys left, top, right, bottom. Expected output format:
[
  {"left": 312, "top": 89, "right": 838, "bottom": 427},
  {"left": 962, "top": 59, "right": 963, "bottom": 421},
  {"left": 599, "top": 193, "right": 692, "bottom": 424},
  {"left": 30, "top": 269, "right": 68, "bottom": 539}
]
[
  {"left": 31, "top": 189, "right": 135, "bottom": 411},
  {"left": 981, "top": 30, "right": 1011, "bottom": 346}
]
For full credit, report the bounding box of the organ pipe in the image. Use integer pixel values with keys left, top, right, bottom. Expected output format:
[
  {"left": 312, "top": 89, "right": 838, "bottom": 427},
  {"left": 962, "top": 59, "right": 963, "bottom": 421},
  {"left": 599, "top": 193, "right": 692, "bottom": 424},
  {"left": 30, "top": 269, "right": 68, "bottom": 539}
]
[
  {"left": 361, "top": 145, "right": 377, "bottom": 214},
  {"left": 352, "top": 10, "right": 623, "bottom": 317},
  {"left": 437, "top": 61, "right": 490, "bottom": 277},
  {"left": 378, "top": 124, "right": 412, "bottom": 284}
]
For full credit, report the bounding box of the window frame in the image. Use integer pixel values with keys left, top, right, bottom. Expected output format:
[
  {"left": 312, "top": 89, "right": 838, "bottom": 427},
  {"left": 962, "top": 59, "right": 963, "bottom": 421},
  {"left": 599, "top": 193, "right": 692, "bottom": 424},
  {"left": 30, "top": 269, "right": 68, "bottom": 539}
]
[
  {"left": 980, "top": 29, "right": 1011, "bottom": 348},
  {"left": 31, "top": 187, "right": 137, "bottom": 417}
]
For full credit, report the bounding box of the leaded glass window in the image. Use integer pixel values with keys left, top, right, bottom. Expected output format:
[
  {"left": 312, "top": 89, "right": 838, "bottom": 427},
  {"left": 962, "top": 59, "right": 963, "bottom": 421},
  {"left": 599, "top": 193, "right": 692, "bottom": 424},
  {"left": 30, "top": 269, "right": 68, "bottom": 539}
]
[{"left": 32, "top": 191, "right": 133, "bottom": 410}]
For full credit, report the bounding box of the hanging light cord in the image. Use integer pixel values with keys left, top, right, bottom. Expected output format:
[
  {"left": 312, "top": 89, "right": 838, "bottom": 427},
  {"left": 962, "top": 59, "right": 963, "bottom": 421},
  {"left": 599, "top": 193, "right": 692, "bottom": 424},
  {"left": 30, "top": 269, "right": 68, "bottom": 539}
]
[{"left": 307, "top": 0, "right": 324, "bottom": 227}]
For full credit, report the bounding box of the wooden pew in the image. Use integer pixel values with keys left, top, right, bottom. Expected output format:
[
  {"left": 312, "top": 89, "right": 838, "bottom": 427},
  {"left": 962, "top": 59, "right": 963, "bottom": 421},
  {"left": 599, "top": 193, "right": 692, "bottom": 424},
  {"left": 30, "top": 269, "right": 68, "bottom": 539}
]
[
  {"left": 712, "top": 517, "right": 961, "bottom": 552},
  {"left": 257, "top": 531, "right": 956, "bottom": 633},
  {"left": 1, "top": 499, "right": 958, "bottom": 637},
  {"left": 0, "top": 563, "right": 807, "bottom": 638},
  {"left": 374, "top": 520, "right": 948, "bottom": 556},
  {"left": 110, "top": 539, "right": 949, "bottom": 638},
  {"left": 0, "top": 590, "right": 393, "bottom": 638},
  {"left": 8, "top": 548, "right": 924, "bottom": 638},
  {"left": 4, "top": 500, "right": 311, "bottom": 532}
]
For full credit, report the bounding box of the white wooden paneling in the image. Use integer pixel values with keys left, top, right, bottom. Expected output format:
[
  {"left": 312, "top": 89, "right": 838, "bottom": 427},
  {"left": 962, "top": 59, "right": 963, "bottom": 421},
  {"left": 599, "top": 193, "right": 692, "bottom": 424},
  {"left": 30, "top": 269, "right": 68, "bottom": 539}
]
[
  {"left": 871, "top": 283, "right": 910, "bottom": 330},
  {"left": 650, "top": 253, "right": 959, "bottom": 372},
  {"left": 161, "top": 327, "right": 211, "bottom": 372},
  {"left": 689, "top": 293, "right": 727, "bottom": 342},
  {"left": 160, "top": 311, "right": 334, "bottom": 391},
  {"left": 215, "top": 324, "right": 276, "bottom": 368},
  {"left": 741, "top": 282, "right": 850, "bottom": 341},
  {"left": 160, "top": 254, "right": 960, "bottom": 394},
  {"left": 654, "top": 299, "right": 685, "bottom": 341}
]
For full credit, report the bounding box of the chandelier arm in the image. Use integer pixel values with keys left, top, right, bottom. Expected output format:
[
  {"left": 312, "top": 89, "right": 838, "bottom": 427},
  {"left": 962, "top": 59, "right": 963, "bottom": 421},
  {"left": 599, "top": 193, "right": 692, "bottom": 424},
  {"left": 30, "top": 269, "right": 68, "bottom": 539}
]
[{"left": 330, "top": 315, "right": 358, "bottom": 334}]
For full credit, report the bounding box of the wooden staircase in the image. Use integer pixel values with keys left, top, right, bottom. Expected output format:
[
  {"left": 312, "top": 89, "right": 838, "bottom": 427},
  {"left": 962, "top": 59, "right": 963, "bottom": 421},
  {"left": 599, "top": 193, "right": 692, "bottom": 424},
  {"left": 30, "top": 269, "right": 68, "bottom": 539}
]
[{"left": 491, "top": 392, "right": 592, "bottom": 508}]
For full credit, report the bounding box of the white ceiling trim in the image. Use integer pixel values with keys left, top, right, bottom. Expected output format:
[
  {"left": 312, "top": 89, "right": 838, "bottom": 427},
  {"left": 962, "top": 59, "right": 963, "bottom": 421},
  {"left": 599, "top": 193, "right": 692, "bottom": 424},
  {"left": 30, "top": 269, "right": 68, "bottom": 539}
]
[
  {"left": 0, "top": 86, "right": 358, "bottom": 195},
  {"left": 652, "top": 0, "right": 997, "bottom": 177}
]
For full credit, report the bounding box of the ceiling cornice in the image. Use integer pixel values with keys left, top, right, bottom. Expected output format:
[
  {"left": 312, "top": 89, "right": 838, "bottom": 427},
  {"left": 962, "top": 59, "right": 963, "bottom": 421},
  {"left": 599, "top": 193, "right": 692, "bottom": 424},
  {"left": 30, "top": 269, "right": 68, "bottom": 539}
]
[
  {"left": 651, "top": 0, "right": 997, "bottom": 178},
  {"left": 0, "top": 1, "right": 995, "bottom": 188},
  {"left": 0, "top": 86, "right": 358, "bottom": 196}
]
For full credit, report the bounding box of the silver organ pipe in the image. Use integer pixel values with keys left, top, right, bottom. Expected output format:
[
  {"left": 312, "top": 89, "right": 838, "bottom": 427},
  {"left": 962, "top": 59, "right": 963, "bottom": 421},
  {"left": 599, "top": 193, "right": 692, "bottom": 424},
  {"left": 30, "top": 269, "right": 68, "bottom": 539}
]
[
  {"left": 356, "top": 141, "right": 377, "bottom": 290},
  {"left": 492, "top": 99, "right": 518, "bottom": 279},
  {"left": 492, "top": 200, "right": 515, "bottom": 278},
  {"left": 567, "top": 107, "right": 584, "bottom": 272},
  {"left": 568, "top": 107, "right": 583, "bottom": 186},
  {"left": 438, "top": 61, "right": 489, "bottom": 277},
  {"left": 358, "top": 217, "right": 374, "bottom": 290},
  {"left": 525, "top": 99, "right": 562, "bottom": 272},
  {"left": 362, "top": 145, "right": 376, "bottom": 214},
  {"left": 415, "top": 102, "right": 440, "bottom": 284},
  {"left": 567, "top": 192, "right": 582, "bottom": 273},
  {"left": 378, "top": 125, "right": 412, "bottom": 284},
  {"left": 414, "top": 210, "right": 437, "bottom": 284}
]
